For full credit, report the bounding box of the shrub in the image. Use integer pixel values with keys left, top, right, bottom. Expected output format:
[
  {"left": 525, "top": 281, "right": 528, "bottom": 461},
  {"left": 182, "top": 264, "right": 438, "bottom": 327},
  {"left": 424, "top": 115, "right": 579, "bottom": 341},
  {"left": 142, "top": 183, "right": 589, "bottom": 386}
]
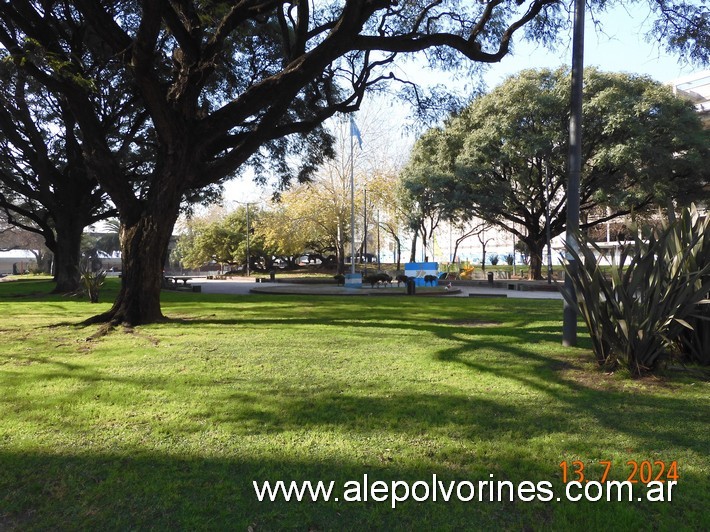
[
  {"left": 489, "top": 253, "right": 499, "bottom": 266},
  {"left": 80, "top": 267, "right": 107, "bottom": 303},
  {"left": 562, "top": 206, "right": 710, "bottom": 376}
]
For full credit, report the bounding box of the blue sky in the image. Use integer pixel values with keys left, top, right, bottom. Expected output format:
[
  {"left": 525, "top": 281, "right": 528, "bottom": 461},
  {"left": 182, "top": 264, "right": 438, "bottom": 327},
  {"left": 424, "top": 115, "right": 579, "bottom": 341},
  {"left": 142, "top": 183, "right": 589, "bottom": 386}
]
[{"left": 485, "top": 2, "right": 699, "bottom": 85}]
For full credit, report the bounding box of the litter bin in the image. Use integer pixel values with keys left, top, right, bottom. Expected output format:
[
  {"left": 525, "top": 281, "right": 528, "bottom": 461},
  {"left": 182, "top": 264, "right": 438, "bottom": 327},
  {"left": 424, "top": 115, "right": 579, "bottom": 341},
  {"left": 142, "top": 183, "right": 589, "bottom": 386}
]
[
  {"left": 269, "top": 269, "right": 276, "bottom": 282},
  {"left": 406, "top": 278, "right": 416, "bottom": 295},
  {"left": 487, "top": 272, "right": 494, "bottom": 284}
]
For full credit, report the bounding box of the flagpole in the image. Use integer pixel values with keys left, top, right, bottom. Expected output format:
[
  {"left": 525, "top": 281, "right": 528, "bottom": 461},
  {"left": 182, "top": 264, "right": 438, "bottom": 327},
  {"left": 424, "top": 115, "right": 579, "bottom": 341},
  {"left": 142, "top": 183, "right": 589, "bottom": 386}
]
[{"left": 350, "top": 119, "right": 356, "bottom": 277}]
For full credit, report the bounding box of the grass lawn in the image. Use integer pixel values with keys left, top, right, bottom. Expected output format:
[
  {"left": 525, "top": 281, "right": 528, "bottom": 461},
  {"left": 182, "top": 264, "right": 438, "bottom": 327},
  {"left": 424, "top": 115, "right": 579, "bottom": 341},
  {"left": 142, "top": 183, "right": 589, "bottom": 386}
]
[{"left": 0, "top": 278, "right": 708, "bottom": 530}]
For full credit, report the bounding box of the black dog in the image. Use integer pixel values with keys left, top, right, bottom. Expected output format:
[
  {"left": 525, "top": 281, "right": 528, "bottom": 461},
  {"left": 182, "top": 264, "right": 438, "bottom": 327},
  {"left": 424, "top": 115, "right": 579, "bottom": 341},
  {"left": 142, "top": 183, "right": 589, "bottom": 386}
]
[{"left": 364, "top": 273, "right": 392, "bottom": 288}]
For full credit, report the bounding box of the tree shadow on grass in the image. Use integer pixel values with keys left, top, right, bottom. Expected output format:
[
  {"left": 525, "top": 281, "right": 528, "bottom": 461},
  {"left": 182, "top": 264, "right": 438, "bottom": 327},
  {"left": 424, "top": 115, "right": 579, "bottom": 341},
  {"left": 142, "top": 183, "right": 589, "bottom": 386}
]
[
  {"left": 1, "top": 448, "right": 703, "bottom": 530},
  {"left": 4, "top": 295, "right": 707, "bottom": 528},
  {"left": 14, "top": 296, "right": 706, "bottom": 459},
  {"left": 428, "top": 331, "right": 709, "bottom": 456}
]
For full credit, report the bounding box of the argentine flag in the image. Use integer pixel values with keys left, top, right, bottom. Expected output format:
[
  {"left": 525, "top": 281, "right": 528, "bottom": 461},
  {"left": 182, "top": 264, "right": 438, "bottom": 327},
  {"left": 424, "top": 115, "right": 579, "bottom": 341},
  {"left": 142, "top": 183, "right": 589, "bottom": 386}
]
[{"left": 350, "top": 116, "right": 363, "bottom": 148}]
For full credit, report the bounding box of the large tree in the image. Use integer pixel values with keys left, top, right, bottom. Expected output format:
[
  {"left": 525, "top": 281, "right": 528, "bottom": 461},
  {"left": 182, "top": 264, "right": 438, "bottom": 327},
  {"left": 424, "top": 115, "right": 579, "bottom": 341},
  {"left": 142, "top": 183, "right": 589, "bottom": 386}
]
[
  {"left": 0, "top": 1, "right": 706, "bottom": 324},
  {"left": 0, "top": 64, "right": 116, "bottom": 292},
  {"left": 407, "top": 68, "right": 709, "bottom": 279}
]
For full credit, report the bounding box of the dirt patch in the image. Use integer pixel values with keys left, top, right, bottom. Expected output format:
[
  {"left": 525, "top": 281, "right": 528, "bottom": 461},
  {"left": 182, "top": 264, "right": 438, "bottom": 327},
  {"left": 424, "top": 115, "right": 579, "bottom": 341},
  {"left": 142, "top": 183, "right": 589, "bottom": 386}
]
[{"left": 552, "top": 354, "right": 696, "bottom": 391}]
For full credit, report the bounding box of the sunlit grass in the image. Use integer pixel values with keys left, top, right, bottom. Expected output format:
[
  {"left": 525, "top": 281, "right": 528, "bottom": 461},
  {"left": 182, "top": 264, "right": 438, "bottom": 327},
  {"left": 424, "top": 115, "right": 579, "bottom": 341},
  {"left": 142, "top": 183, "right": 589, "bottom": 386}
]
[{"left": 0, "top": 278, "right": 708, "bottom": 529}]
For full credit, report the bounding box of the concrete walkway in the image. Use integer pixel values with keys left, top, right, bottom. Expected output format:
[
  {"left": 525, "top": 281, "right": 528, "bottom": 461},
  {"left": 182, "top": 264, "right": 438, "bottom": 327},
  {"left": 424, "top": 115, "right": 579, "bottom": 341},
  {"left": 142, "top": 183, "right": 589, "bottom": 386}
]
[{"left": 192, "top": 277, "right": 564, "bottom": 300}]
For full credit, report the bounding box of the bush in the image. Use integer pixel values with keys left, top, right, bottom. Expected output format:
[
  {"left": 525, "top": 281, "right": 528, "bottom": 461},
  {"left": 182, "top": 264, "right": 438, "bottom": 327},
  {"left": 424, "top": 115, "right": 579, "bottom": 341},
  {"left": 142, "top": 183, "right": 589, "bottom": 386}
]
[
  {"left": 80, "top": 267, "right": 107, "bottom": 303},
  {"left": 489, "top": 253, "right": 499, "bottom": 266},
  {"left": 562, "top": 206, "right": 710, "bottom": 376}
]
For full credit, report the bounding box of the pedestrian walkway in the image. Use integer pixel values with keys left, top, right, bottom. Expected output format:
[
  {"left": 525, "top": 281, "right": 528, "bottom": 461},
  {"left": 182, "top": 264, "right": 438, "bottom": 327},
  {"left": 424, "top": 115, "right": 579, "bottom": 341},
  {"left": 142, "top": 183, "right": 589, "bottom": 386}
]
[{"left": 193, "top": 277, "right": 564, "bottom": 300}]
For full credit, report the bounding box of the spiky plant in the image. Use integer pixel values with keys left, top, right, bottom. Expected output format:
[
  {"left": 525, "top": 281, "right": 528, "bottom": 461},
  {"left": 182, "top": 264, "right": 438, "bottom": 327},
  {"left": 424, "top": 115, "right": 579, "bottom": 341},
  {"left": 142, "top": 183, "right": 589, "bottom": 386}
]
[{"left": 562, "top": 206, "right": 710, "bottom": 375}]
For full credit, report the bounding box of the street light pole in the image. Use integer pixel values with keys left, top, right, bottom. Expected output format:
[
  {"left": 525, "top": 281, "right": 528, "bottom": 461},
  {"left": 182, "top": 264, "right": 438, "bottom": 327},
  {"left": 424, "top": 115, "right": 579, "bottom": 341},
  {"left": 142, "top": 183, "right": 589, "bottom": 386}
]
[
  {"left": 350, "top": 120, "right": 356, "bottom": 276},
  {"left": 363, "top": 184, "right": 367, "bottom": 264},
  {"left": 563, "top": 0, "right": 585, "bottom": 347},
  {"left": 246, "top": 202, "right": 250, "bottom": 277},
  {"left": 545, "top": 163, "right": 552, "bottom": 284},
  {"left": 377, "top": 209, "right": 381, "bottom": 268}
]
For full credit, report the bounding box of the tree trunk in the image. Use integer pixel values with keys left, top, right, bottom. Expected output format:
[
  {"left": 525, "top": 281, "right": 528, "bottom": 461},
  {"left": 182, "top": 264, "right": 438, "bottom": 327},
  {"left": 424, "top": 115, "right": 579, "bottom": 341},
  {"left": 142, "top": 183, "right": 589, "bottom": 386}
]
[
  {"left": 452, "top": 241, "right": 461, "bottom": 264},
  {"left": 32, "top": 250, "right": 53, "bottom": 274},
  {"left": 89, "top": 209, "right": 178, "bottom": 326},
  {"left": 394, "top": 235, "right": 401, "bottom": 270},
  {"left": 52, "top": 217, "right": 84, "bottom": 293},
  {"left": 409, "top": 231, "right": 418, "bottom": 263},
  {"left": 527, "top": 240, "right": 545, "bottom": 280},
  {"left": 420, "top": 228, "right": 428, "bottom": 263},
  {"left": 336, "top": 241, "right": 345, "bottom": 274}
]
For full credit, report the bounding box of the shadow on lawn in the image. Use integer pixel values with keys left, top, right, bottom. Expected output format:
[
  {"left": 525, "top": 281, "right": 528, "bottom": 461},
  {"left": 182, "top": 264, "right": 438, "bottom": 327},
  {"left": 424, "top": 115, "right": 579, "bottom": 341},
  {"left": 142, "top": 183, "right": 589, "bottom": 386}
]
[
  {"left": 1, "top": 448, "right": 703, "bottom": 530},
  {"left": 154, "top": 309, "right": 709, "bottom": 456},
  {"left": 4, "top": 296, "right": 707, "bottom": 528},
  {"left": 428, "top": 332, "right": 709, "bottom": 455}
]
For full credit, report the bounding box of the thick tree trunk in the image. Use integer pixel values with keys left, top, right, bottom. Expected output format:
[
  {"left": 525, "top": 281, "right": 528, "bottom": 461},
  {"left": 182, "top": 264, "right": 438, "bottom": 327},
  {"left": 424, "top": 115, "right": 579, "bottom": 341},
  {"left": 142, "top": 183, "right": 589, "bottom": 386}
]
[
  {"left": 89, "top": 209, "right": 178, "bottom": 326},
  {"left": 52, "top": 218, "right": 84, "bottom": 293},
  {"left": 527, "top": 240, "right": 545, "bottom": 280}
]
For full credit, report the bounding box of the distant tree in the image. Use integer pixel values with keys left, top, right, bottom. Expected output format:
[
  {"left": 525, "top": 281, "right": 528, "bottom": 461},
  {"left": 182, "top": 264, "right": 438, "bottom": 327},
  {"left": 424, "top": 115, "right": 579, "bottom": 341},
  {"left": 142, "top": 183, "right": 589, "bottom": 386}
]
[
  {"left": 0, "top": 65, "right": 116, "bottom": 291},
  {"left": 174, "top": 207, "right": 260, "bottom": 271},
  {"left": 400, "top": 128, "right": 484, "bottom": 263},
  {"left": 450, "top": 219, "right": 490, "bottom": 265},
  {"left": 476, "top": 226, "right": 495, "bottom": 273},
  {"left": 0, "top": 214, "right": 51, "bottom": 273},
  {"left": 263, "top": 179, "right": 357, "bottom": 271},
  {"left": 409, "top": 68, "right": 710, "bottom": 279},
  {"left": 366, "top": 171, "right": 409, "bottom": 270}
]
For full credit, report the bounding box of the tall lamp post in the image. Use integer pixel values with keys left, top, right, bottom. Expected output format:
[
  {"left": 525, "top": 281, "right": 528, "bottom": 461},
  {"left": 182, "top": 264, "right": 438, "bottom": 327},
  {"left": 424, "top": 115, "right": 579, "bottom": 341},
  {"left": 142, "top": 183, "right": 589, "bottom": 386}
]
[
  {"left": 234, "top": 199, "right": 257, "bottom": 277},
  {"left": 545, "top": 164, "right": 552, "bottom": 284},
  {"left": 246, "top": 202, "right": 250, "bottom": 277},
  {"left": 350, "top": 118, "right": 356, "bottom": 276},
  {"left": 563, "top": 0, "right": 585, "bottom": 346},
  {"left": 363, "top": 184, "right": 367, "bottom": 264}
]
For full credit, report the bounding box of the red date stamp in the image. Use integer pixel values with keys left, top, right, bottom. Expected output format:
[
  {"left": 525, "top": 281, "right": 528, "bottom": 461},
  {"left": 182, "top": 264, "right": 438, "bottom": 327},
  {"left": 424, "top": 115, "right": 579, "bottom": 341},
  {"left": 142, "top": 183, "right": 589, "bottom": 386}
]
[{"left": 560, "top": 460, "right": 679, "bottom": 484}]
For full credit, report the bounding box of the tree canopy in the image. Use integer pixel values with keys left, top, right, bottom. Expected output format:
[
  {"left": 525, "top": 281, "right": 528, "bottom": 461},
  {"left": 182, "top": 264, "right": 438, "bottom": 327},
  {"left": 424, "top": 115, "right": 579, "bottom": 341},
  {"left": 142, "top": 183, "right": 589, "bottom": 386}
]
[
  {"left": 403, "top": 67, "right": 710, "bottom": 279},
  {"left": 174, "top": 207, "right": 259, "bottom": 271},
  {"left": 0, "top": 61, "right": 116, "bottom": 291},
  {"left": 0, "top": 1, "right": 708, "bottom": 323}
]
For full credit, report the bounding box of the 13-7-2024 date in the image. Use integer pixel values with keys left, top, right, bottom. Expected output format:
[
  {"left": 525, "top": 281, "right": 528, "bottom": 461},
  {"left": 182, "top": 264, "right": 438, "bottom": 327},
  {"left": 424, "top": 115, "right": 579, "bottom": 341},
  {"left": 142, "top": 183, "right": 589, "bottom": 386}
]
[{"left": 559, "top": 460, "right": 679, "bottom": 484}]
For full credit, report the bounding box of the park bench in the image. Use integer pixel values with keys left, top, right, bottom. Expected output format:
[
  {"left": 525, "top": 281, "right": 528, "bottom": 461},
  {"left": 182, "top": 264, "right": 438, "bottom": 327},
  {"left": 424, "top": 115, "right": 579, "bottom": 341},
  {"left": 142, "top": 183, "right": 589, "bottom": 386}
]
[{"left": 163, "top": 275, "right": 192, "bottom": 287}]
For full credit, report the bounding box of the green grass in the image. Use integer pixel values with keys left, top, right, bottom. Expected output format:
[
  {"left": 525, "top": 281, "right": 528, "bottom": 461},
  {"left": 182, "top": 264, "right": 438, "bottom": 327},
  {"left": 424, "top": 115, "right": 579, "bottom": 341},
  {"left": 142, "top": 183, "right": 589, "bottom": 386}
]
[{"left": 0, "top": 278, "right": 708, "bottom": 530}]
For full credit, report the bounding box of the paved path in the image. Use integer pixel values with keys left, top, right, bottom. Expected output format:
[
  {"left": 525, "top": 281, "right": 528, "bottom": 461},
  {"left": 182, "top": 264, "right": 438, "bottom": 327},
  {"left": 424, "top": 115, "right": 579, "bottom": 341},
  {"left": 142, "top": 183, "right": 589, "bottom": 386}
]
[{"left": 193, "top": 277, "right": 564, "bottom": 300}]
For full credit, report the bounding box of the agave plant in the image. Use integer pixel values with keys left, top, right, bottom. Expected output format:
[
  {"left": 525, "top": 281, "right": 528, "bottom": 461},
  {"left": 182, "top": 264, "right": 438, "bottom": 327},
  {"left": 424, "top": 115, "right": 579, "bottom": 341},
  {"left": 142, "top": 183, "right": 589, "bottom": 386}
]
[
  {"left": 79, "top": 265, "right": 107, "bottom": 304},
  {"left": 562, "top": 206, "right": 710, "bottom": 375}
]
